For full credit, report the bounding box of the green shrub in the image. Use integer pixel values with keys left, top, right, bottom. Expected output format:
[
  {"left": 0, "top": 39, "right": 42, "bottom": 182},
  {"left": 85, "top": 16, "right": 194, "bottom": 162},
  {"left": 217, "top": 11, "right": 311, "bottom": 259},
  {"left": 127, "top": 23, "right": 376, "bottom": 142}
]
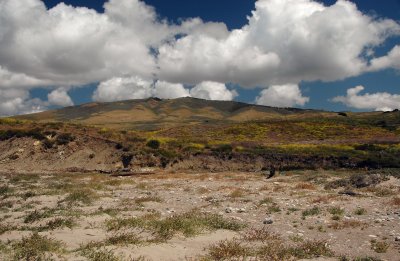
[
  {"left": 42, "top": 139, "right": 55, "bottom": 149},
  {"left": 0, "top": 129, "right": 45, "bottom": 141},
  {"left": 302, "top": 207, "right": 320, "bottom": 218},
  {"left": 354, "top": 208, "right": 367, "bottom": 215},
  {"left": 12, "top": 233, "right": 63, "bottom": 260},
  {"left": 212, "top": 144, "right": 233, "bottom": 153},
  {"left": 55, "top": 133, "right": 75, "bottom": 145},
  {"left": 146, "top": 139, "right": 160, "bottom": 149}
]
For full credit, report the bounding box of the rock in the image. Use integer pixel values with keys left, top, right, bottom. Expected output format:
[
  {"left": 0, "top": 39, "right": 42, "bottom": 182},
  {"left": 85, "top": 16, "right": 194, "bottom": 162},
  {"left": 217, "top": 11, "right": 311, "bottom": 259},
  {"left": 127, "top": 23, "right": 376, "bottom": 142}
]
[
  {"left": 395, "top": 236, "right": 400, "bottom": 242},
  {"left": 232, "top": 216, "right": 244, "bottom": 222},
  {"left": 238, "top": 208, "right": 246, "bottom": 213},
  {"left": 339, "top": 190, "right": 358, "bottom": 196},
  {"left": 225, "top": 207, "right": 234, "bottom": 213},
  {"left": 263, "top": 218, "right": 273, "bottom": 224}
]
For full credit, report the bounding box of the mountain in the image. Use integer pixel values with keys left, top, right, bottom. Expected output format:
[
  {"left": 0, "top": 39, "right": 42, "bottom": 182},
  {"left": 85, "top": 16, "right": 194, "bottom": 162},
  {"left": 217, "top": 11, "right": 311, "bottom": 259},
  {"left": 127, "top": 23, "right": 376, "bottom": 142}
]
[
  {"left": 2, "top": 97, "right": 400, "bottom": 173},
  {"left": 16, "top": 97, "right": 336, "bottom": 130}
]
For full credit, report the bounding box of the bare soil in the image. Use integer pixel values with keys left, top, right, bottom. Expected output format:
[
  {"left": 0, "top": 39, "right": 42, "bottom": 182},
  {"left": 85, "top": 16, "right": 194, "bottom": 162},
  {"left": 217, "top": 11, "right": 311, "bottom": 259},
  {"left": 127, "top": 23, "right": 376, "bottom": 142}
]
[{"left": 1, "top": 170, "right": 400, "bottom": 260}]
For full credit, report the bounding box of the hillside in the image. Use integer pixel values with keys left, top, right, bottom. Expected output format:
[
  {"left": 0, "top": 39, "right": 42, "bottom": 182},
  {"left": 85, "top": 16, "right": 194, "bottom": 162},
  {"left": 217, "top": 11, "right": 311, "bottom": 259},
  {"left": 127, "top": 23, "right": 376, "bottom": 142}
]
[
  {"left": 1, "top": 98, "right": 400, "bottom": 173},
  {"left": 16, "top": 97, "right": 335, "bottom": 130}
]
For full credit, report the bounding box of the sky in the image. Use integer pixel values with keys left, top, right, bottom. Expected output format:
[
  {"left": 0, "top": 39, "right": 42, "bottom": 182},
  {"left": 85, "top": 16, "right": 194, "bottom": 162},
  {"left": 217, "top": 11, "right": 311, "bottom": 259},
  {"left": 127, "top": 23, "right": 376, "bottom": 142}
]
[{"left": 0, "top": 0, "right": 399, "bottom": 116}]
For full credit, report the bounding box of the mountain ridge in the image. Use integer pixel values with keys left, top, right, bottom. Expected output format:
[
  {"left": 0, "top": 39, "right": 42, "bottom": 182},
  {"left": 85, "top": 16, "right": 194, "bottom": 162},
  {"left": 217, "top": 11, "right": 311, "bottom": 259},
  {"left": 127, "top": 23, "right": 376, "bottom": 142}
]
[{"left": 14, "top": 97, "right": 346, "bottom": 130}]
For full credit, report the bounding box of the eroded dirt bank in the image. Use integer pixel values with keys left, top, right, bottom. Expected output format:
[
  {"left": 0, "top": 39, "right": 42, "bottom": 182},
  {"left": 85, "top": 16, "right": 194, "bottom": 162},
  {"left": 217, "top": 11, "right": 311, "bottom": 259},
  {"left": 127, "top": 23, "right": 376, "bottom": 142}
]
[{"left": 1, "top": 135, "right": 398, "bottom": 174}]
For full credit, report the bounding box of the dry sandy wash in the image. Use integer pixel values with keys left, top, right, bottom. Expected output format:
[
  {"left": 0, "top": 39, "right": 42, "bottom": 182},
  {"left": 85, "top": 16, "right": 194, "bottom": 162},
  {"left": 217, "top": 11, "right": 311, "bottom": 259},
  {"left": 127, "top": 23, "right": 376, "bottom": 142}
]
[{"left": 0, "top": 170, "right": 400, "bottom": 260}]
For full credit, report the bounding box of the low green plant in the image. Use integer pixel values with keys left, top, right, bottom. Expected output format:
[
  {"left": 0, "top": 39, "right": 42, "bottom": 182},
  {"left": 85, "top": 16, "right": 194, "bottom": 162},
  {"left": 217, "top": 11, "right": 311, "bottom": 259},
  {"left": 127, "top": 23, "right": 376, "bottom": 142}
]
[
  {"left": 302, "top": 206, "right": 320, "bottom": 218},
  {"left": 106, "top": 211, "right": 245, "bottom": 241},
  {"left": 259, "top": 197, "right": 274, "bottom": 205},
  {"left": 81, "top": 247, "right": 120, "bottom": 261},
  {"left": 267, "top": 205, "right": 281, "bottom": 213},
  {"left": 40, "top": 217, "right": 76, "bottom": 231},
  {"left": 328, "top": 206, "right": 345, "bottom": 216},
  {"left": 0, "top": 223, "right": 14, "bottom": 235},
  {"left": 370, "top": 240, "right": 389, "bottom": 253},
  {"left": 11, "top": 233, "right": 64, "bottom": 261},
  {"left": 105, "top": 233, "right": 142, "bottom": 246},
  {"left": 354, "top": 208, "right": 367, "bottom": 215},
  {"left": 134, "top": 196, "right": 163, "bottom": 205},
  {"left": 62, "top": 189, "right": 96, "bottom": 205},
  {"left": 289, "top": 240, "right": 333, "bottom": 259},
  {"left": 206, "top": 239, "right": 252, "bottom": 260},
  {"left": 0, "top": 185, "right": 13, "bottom": 197},
  {"left": 146, "top": 139, "right": 160, "bottom": 149},
  {"left": 24, "top": 209, "right": 53, "bottom": 224}
]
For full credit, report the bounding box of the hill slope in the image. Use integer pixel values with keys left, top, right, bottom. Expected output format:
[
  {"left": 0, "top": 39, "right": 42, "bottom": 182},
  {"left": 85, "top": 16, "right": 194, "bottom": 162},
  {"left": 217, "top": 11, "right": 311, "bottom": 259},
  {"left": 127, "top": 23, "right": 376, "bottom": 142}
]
[
  {"left": 2, "top": 98, "right": 400, "bottom": 173},
  {"left": 16, "top": 97, "right": 334, "bottom": 130}
]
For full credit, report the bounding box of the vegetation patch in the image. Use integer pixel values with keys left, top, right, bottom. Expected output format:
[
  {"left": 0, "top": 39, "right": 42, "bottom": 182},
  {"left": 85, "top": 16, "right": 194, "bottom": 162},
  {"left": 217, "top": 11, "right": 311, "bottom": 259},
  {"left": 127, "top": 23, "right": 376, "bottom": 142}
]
[
  {"left": 40, "top": 217, "right": 76, "bottom": 231},
  {"left": 106, "top": 211, "right": 245, "bottom": 241},
  {"left": 24, "top": 209, "right": 54, "bottom": 224},
  {"left": 370, "top": 240, "right": 390, "bottom": 253},
  {"left": 11, "top": 233, "right": 64, "bottom": 261},
  {"left": 61, "top": 189, "right": 96, "bottom": 205},
  {"left": 203, "top": 232, "right": 333, "bottom": 261},
  {"left": 302, "top": 206, "right": 321, "bottom": 218}
]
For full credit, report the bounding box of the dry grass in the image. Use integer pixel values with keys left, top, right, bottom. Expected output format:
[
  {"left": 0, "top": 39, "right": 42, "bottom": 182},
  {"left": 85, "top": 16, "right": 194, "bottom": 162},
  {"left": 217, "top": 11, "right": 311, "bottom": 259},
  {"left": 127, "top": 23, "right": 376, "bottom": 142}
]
[
  {"left": 370, "top": 240, "right": 390, "bottom": 253},
  {"left": 241, "top": 227, "right": 280, "bottom": 242},
  {"left": 329, "top": 220, "right": 367, "bottom": 230},
  {"left": 136, "top": 182, "right": 153, "bottom": 190},
  {"left": 134, "top": 196, "right": 163, "bottom": 205},
  {"left": 302, "top": 206, "right": 321, "bottom": 218},
  {"left": 389, "top": 196, "right": 400, "bottom": 206},
  {"left": 228, "top": 188, "right": 247, "bottom": 198},
  {"left": 258, "top": 197, "right": 274, "bottom": 205},
  {"left": 10, "top": 233, "right": 64, "bottom": 260},
  {"left": 295, "top": 182, "right": 317, "bottom": 190},
  {"left": 197, "top": 187, "right": 211, "bottom": 194},
  {"left": 363, "top": 187, "right": 396, "bottom": 197},
  {"left": 106, "top": 211, "right": 245, "bottom": 241},
  {"left": 311, "top": 194, "right": 338, "bottom": 204},
  {"left": 203, "top": 235, "right": 333, "bottom": 261},
  {"left": 354, "top": 208, "right": 367, "bottom": 215},
  {"left": 206, "top": 239, "right": 252, "bottom": 260},
  {"left": 60, "top": 189, "right": 97, "bottom": 205}
]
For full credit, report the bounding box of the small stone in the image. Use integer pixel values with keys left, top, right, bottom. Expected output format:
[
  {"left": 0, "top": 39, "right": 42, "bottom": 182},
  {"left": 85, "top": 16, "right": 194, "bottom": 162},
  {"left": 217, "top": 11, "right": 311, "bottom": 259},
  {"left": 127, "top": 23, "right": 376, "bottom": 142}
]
[
  {"left": 238, "top": 208, "right": 246, "bottom": 213},
  {"left": 232, "top": 216, "right": 244, "bottom": 222},
  {"left": 225, "top": 207, "right": 234, "bottom": 214},
  {"left": 263, "top": 218, "right": 273, "bottom": 224},
  {"left": 395, "top": 236, "right": 400, "bottom": 242}
]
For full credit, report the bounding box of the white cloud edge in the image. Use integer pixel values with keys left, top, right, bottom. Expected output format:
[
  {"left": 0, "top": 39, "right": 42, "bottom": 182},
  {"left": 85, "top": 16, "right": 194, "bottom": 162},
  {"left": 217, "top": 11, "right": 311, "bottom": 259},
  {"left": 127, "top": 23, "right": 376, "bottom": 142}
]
[{"left": 332, "top": 85, "right": 400, "bottom": 111}]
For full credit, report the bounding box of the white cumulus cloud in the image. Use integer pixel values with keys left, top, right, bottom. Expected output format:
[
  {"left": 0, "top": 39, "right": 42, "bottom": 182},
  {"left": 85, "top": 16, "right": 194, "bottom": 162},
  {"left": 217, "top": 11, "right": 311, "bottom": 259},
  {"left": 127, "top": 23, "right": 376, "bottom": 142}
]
[
  {"left": 369, "top": 45, "right": 400, "bottom": 71},
  {"left": 190, "top": 82, "right": 238, "bottom": 101},
  {"left": 48, "top": 88, "right": 74, "bottom": 107},
  {"left": 153, "top": 81, "right": 190, "bottom": 99},
  {"left": 92, "top": 77, "right": 154, "bottom": 102},
  {"left": 0, "top": 0, "right": 400, "bottom": 116},
  {"left": 255, "top": 84, "right": 309, "bottom": 107},
  {"left": 0, "top": 89, "right": 45, "bottom": 116},
  {"left": 332, "top": 86, "right": 400, "bottom": 111},
  {"left": 93, "top": 78, "right": 237, "bottom": 102},
  {"left": 157, "top": 0, "right": 400, "bottom": 87}
]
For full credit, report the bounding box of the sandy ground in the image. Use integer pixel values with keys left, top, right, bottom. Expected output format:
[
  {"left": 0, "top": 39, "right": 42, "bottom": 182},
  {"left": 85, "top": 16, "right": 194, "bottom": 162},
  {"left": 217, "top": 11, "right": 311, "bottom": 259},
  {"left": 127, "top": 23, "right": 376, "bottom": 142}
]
[{"left": 0, "top": 170, "right": 399, "bottom": 260}]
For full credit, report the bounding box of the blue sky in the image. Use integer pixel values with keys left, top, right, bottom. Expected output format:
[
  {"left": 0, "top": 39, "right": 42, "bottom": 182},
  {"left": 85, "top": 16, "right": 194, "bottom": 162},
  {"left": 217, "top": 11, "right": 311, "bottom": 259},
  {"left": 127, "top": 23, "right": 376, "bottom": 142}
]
[{"left": 1, "top": 0, "right": 399, "bottom": 115}]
